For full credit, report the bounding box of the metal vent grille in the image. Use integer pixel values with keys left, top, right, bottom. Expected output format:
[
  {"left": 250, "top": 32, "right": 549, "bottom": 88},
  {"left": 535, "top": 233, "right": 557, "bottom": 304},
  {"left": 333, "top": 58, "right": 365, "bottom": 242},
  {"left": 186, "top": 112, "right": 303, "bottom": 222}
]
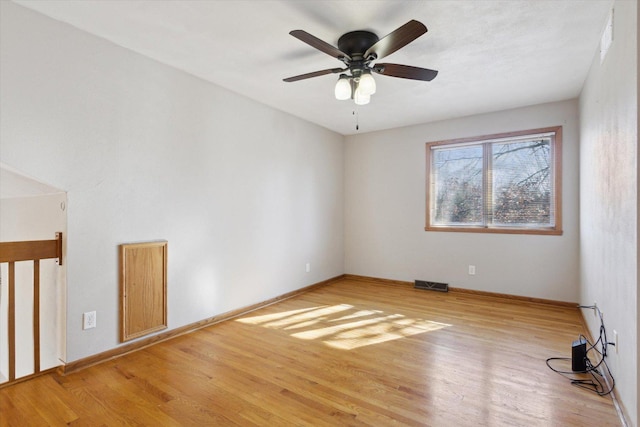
[{"left": 414, "top": 280, "right": 449, "bottom": 292}]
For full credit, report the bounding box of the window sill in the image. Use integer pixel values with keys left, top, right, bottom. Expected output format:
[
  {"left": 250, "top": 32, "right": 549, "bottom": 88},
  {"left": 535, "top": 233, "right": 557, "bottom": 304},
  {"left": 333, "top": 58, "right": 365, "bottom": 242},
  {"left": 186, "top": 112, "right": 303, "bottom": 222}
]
[{"left": 424, "top": 226, "right": 563, "bottom": 236}]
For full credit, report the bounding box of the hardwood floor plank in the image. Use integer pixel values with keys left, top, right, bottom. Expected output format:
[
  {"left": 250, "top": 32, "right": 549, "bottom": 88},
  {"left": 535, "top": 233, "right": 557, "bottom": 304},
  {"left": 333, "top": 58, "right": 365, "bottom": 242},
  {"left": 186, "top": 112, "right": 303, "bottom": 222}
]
[{"left": 0, "top": 278, "right": 621, "bottom": 426}]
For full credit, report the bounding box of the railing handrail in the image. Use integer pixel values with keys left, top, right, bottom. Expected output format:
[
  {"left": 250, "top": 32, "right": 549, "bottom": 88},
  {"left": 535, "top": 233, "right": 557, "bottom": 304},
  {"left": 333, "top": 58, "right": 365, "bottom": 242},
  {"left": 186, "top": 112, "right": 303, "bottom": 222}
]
[
  {"left": 0, "top": 232, "right": 63, "bottom": 385},
  {"left": 0, "top": 232, "right": 63, "bottom": 264}
]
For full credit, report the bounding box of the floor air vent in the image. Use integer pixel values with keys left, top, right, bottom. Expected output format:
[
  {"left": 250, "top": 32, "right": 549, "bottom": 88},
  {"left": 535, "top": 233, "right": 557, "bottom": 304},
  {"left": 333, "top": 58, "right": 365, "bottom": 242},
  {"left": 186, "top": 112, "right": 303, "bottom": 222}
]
[{"left": 414, "top": 280, "right": 449, "bottom": 292}]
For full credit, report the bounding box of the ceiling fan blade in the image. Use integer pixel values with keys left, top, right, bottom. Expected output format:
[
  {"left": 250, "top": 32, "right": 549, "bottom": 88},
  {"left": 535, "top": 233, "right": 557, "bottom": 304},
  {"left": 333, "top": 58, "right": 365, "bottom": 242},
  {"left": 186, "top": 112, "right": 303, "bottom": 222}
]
[
  {"left": 364, "top": 20, "right": 427, "bottom": 60},
  {"left": 289, "top": 30, "right": 351, "bottom": 61},
  {"left": 283, "top": 68, "right": 345, "bottom": 82},
  {"left": 373, "top": 63, "right": 438, "bottom": 81}
]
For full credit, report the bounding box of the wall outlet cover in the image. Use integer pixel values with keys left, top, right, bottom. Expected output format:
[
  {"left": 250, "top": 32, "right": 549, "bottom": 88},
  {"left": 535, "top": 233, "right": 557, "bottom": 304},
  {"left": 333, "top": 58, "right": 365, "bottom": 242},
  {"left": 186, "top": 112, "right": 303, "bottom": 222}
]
[{"left": 83, "top": 311, "right": 96, "bottom": 330}]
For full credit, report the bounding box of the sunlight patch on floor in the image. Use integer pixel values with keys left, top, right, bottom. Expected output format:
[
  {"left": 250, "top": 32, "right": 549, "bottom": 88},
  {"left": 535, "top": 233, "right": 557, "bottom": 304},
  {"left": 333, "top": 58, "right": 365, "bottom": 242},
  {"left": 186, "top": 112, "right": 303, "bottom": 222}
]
[
  {"left": 236, "top": 304, "right": 352, "bottom": 328},
  {"left": 236, "top": 304, "right": 450, "bottom": 350}
]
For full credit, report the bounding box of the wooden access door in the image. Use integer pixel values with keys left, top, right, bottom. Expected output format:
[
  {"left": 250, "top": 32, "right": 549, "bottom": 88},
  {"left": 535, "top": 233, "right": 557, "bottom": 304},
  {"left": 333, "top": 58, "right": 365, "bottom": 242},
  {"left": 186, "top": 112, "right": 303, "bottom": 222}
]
[{"left": 119, "top": 241, "right": 167, "bottom": 342}]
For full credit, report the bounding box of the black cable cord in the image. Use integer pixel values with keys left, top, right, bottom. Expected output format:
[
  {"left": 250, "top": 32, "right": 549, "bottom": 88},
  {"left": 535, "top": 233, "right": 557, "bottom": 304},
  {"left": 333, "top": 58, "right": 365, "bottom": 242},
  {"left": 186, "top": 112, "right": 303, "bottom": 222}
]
[{"left": 545, "top": 304, "right": 615, "bottom": 396}]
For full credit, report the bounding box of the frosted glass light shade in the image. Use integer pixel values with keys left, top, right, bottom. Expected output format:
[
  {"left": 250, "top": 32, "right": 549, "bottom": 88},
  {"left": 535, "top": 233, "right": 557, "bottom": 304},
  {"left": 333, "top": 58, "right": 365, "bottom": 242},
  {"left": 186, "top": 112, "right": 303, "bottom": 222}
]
[
  {"left": 354, "top": 87, "right": 370, "bottom": 105},
  {"left": 358, "top": 71, "right": 376, "bottom": 96},
  {"left": 334, "top": 75, "right": 351, "bottom": 100}
]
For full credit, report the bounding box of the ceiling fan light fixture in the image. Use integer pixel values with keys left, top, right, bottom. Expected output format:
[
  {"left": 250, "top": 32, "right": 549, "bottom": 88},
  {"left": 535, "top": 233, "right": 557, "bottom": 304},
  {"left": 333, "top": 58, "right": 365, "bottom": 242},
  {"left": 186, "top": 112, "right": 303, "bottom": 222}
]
[
  {"left": 334, "top": 74, "right": 352, "bottom": 100},
  {"left": 358, "top": 71, "right": 376, "bottom": 96}
]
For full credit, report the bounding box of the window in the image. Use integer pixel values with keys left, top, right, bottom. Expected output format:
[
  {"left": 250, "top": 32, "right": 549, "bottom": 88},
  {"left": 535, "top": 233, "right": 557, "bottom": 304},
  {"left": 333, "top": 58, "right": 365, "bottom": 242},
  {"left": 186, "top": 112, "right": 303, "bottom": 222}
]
[{"left": 425, "top": 126, "right": 562, "bottom": 235}]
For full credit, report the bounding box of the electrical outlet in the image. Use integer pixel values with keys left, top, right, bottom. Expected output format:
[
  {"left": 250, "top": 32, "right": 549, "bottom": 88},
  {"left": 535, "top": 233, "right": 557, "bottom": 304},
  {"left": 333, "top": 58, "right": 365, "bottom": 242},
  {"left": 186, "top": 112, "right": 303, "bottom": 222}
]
[
  {"left": 305, "top": 263, "right": 310, "bottom": 273},
  {"left": 83, "top": 311, "right": 96, "bottom": 330},
  {"left": 468, "top": 265, "right": 476, "bottom": 275},
  {"left": 613, "top": 330, "right": 618, "bottom": 354}
]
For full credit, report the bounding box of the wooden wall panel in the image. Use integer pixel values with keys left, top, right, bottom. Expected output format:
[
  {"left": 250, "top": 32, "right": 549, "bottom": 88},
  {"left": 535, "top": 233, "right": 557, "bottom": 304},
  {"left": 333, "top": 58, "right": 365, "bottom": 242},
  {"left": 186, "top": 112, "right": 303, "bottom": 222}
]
[{"left": 119, "top": 241, "right": 167, "bottom": 342}]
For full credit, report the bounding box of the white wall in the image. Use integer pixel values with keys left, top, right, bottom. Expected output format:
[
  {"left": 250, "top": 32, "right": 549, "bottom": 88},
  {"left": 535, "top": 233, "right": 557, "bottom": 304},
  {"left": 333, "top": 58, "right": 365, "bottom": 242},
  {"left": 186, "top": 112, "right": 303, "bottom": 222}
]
[
  {"left": 579, "top": 1, "right": 637, "bottom": 425},
  {"left": 0, "top": 2, "right": 344, "bottom": 362},
  {"left": 345, "top": 99, "right": 580, "bottom": 302}
]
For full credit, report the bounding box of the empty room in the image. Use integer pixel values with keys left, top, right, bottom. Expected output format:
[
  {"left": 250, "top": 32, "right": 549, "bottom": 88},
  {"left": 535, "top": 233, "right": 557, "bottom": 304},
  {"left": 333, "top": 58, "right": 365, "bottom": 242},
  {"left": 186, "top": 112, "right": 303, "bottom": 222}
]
[{"left": 0, "top": 1, "right": 637, "bottom": 426}]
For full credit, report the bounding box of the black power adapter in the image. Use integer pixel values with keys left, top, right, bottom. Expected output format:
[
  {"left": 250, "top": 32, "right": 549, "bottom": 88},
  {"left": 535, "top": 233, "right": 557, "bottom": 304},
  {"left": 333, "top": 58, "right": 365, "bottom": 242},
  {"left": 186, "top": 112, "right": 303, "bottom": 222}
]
[
  {"left": 571, "top": 337, "right": 587, "bottom": 372},
  {"left": 547, "top": 305, "right": 615, "bottom": 396}
]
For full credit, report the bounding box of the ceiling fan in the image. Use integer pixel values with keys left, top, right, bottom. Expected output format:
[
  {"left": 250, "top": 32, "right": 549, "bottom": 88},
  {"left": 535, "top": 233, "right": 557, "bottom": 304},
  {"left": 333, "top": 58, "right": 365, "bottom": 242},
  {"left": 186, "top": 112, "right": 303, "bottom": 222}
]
[{"left": 283, "top": 20, "right": 438, "bottom": 105}]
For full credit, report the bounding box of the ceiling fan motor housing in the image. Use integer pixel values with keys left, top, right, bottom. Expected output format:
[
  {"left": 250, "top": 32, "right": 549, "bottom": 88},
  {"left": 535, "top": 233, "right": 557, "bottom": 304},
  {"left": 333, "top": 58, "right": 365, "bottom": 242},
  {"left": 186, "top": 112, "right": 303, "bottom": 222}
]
[{"left": 337, "top": 31, "right": 379, "bottom": 58}]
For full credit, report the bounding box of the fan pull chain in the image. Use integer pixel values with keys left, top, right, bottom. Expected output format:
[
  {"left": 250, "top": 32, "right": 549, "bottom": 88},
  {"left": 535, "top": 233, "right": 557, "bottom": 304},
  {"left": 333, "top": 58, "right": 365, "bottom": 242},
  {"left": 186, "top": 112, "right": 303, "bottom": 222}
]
[{"left": 353, "top": 110, "right": 359, "bottom": 131}]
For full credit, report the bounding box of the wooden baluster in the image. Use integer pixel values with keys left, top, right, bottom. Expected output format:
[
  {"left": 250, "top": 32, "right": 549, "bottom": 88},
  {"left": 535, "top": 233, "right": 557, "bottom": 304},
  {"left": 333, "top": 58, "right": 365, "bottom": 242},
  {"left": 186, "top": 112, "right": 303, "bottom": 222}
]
[
  {"left": 8, "top": 262, "right": 15, "bottom": 382},
  {"left": 33, "top": 260, "right": 40, "bottom": 374}
]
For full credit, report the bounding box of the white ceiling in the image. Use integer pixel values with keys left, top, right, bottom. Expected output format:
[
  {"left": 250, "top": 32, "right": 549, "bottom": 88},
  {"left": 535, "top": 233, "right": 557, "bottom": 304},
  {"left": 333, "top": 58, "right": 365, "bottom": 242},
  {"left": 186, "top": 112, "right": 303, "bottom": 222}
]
[{"left": 14, "top": 0, "right": 613, "bottom": 135}]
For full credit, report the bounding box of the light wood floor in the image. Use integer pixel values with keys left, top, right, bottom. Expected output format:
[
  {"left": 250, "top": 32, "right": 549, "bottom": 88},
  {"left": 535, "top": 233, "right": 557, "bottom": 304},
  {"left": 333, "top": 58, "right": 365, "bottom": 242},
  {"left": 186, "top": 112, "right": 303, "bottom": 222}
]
[{"left": 0, "top": 278, "right": 620, "bottom": 426}]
